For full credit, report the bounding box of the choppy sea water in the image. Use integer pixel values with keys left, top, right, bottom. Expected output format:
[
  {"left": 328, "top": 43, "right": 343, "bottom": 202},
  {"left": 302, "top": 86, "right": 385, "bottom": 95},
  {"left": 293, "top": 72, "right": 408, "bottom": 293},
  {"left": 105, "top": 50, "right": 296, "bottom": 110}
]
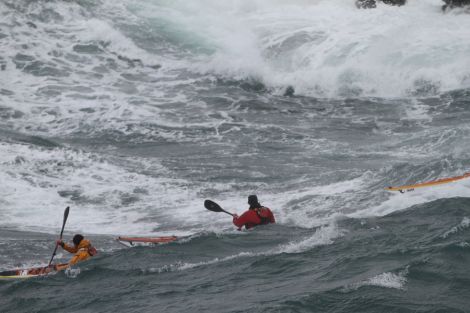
[{"left": 1, "top": 0, "right": 470, "bottom": 312}]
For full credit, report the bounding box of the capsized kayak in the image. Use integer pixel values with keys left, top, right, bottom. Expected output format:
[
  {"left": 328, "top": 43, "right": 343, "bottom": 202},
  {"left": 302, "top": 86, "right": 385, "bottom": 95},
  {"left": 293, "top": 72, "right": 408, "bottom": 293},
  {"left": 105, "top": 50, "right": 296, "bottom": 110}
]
[
  {"left": 0, "top": 263, "right": 67, "bottom": 280},
  {"left": 386, "top": 172, "right": 470, "bottom": 193},
  {"left": 116, "top": 236, "right": 178, "bottom": 247}
]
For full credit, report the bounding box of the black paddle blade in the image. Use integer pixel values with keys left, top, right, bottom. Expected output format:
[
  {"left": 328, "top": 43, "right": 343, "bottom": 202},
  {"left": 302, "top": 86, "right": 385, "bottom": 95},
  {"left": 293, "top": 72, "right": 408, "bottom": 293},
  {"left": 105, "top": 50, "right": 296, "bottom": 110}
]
[
  {"left": 60, "top": 206, "right": 70, "bottom": 238},
  {"left": 64, "top": 206, "right": 70, "bottom": 222},
  {"left": 204, "top": 200, "right": 234, "bottom": 216},
  {"left": 204, "top": 200, "right": 223, "bottom": 212}
]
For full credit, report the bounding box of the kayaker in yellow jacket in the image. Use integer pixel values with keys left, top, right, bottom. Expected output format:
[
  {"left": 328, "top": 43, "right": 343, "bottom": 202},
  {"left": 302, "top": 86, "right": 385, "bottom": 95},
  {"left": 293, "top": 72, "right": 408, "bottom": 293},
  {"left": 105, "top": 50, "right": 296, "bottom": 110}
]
[{"left": 55, "top": 234, "right": 97, "bottom": 270}]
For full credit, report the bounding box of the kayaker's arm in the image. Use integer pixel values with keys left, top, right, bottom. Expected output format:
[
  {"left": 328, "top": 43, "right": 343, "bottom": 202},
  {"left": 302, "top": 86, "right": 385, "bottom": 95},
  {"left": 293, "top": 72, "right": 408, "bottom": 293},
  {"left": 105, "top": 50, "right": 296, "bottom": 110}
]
[
  {"left": 233, "top": 211, "right": 259, "bottom": 229},
  {"left": 232, "top": 214, "right": 242, "bottom": 229},
  {"left": 268, "top": 210, "right": 275, "bottom": 223},
  {"left": 57, "top": 240, "right": 78, "bottom": 253},
  {"left": 69, "top": 251, "right": 89, "bottom": 266}
]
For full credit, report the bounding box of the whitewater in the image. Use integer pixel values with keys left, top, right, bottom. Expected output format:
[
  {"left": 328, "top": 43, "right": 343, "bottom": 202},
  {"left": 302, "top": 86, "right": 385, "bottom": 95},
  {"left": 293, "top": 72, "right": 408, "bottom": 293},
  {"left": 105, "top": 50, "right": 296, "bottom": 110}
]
[{"left": 1, "top": 0, "right": 470, "bottom": 312}]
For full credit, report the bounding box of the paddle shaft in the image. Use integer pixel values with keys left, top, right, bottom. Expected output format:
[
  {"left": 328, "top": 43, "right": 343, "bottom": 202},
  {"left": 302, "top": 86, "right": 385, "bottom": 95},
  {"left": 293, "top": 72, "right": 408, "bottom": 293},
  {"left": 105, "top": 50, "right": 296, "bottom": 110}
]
[
  {"left": 220, "top": 209, "right": 234, "bottom": 217},
  {"left": 48, "top": 207, "right": 70, "bottom": 267},
  {"left": 204, "top": 200, "right": 235, "bottom": 217}
]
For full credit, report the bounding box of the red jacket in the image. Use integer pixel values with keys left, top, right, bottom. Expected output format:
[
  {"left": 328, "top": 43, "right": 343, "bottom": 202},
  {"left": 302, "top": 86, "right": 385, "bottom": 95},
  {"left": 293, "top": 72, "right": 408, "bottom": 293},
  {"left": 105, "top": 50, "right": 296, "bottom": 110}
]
[{"left": 233, "top": 207, "right": 275, "bottom": 230}]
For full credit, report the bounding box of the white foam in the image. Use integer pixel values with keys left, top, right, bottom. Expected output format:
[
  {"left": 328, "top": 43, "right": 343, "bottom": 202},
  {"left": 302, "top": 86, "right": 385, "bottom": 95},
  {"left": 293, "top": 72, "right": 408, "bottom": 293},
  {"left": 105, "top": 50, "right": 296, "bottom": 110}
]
[
  {"left": 150, "top": 251, "right": 256, "bottom": 273},
  {"left": 0, "top": 0, "right": 197, "bottom": 141},
  {"left": 264, "top": 175, "right": 370, "bottom": 229},
  {"left": 135, "top": 0, "right": 470, "bottom": 97},
  {"left": 362, "top": 271, "right": 407, "bottom": 289},
  {"left": 64, "top": 267, "right": 81, "bottom": 278},
  {"left": 348, "top": 270, "right": 408, "bottom": 290},
  {"left": 442, "top": 217, "right": 470, "bottom": 238},
  {"left": 277, "top": 222, "right": 343, "bottom": 253},
  {"left": 0, "top": 142, "right": 201, "bottom": 235}
]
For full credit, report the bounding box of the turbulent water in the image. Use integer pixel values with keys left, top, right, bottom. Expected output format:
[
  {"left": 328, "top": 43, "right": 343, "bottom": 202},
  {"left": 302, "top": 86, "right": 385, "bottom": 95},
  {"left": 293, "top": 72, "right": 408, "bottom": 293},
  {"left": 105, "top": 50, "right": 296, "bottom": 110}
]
[{"left": 1, "top": 0, "right": 470, "bottom": 312}]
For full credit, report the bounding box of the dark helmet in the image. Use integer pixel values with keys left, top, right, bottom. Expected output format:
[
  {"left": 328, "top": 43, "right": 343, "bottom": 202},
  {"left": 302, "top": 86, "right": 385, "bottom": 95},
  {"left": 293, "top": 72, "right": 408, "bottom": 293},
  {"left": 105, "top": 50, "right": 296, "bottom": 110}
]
[
  {"left": 248, "top": 195, "right": 260, "bottom": 207},
  {"left": 73, "top": 234, "right": 84, "bottom": 246}
]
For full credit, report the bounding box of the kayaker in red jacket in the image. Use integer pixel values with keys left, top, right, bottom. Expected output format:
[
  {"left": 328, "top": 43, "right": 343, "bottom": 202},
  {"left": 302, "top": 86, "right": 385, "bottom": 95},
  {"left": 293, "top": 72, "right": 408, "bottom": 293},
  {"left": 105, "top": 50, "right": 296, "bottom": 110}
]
[{"left": 233, "top": 195, "right": 275, "bottom": 230}]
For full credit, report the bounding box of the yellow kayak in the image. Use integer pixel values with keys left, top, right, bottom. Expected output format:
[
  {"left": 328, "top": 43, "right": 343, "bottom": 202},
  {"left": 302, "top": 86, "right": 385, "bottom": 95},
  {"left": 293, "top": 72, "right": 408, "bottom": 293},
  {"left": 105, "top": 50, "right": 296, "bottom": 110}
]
[
  {"left": 386, "top": 172, "right": 470, "bottom": 193},
  {"left": 0, "top": 263, "right": 66, "bottom": 280}
]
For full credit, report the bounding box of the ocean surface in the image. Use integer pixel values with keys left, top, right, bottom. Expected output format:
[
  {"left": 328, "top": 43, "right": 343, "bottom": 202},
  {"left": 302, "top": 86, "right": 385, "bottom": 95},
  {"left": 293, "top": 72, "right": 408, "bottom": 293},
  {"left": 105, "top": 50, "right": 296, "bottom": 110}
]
[{"left": 1, "top": 0, "right": 470, "bottom": 312}]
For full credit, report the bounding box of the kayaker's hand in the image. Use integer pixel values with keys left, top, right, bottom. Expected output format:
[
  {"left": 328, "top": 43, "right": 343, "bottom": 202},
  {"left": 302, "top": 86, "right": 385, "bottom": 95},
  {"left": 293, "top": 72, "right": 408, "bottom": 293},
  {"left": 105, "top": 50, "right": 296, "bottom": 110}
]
[
  {"left": 56, "top": 240, "right": 64, "bottom": 247},
  {"left": 233, "top": 214, "right": 239, "bottom": 219}
]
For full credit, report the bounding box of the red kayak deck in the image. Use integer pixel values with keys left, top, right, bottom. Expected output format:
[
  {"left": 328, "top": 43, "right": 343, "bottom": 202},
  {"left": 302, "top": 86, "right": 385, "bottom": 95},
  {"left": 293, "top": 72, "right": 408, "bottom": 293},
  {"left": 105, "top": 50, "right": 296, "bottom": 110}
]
[
  {"left": 0, "top": 263, "right": 67, "bottom": 280},
  {"left": 116, "top": 236, "right": 178, "bottom": 246}
]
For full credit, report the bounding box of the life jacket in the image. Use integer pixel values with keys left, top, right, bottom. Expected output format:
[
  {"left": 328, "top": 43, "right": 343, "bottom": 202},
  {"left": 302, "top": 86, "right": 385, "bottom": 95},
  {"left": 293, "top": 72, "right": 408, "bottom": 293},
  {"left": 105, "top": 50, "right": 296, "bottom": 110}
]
[
  {"left": 77, "top": 242, "right": 97, "bottom": 256},
  {"left": 254, "top": 206, "right": 271, "bottom": 225}
]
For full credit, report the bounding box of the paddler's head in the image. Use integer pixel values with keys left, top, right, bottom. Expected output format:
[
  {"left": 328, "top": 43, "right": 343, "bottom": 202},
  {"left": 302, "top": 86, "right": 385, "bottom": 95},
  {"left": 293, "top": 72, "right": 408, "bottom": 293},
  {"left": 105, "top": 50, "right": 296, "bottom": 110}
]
[
  {"left": 248, "top": 195, "right": 261, "bottom": 209},
  {"left": 72, "top": 234, "right": 84, "bottom": 246}
]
